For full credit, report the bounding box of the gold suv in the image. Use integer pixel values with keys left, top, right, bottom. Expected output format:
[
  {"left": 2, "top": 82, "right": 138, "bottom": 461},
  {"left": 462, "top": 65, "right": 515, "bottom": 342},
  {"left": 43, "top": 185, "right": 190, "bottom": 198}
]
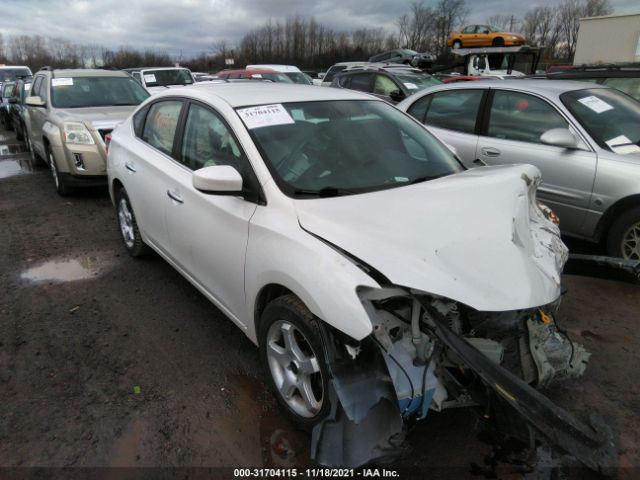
[{"left": 25, "top": 68, "right": 149, "bottom": 195}]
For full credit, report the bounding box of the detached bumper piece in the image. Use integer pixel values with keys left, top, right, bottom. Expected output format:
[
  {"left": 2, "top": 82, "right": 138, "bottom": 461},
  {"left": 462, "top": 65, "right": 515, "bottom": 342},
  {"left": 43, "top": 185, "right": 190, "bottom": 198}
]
[
  {"left": 564, "top": 254, "right": 640, "bottom": 284},
  {"left": 425, "top": 302, "right": 618, "bottom": 475}
]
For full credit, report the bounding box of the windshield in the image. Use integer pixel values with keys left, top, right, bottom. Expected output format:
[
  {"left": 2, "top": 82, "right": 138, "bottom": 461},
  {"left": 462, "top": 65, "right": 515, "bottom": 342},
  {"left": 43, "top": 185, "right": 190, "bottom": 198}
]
[
  {"left": 240, "top": 100, "right": 463, "bottom": 197},
  {"left": 143, "top": 69, "right": 193, "bottom": 87},
  {"left": 51, "top": 76, "right": 150, "bottom": 108},
  {"left": 285, "top": 72, "right": 312, "bottom": 85},
  {"left": 0, "top": 68, "right": 32, "bottom": 82},
  {"left": 395, "top": 73, "right": 441, "bottom": 92},
  {"left": 561, "top": 88, "right": 640, "bottom": 154}
]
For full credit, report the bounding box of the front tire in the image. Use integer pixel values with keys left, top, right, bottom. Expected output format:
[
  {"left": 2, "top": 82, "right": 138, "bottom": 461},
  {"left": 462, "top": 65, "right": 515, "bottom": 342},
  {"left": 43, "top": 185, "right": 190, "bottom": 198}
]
[
  {"left": 607, "top": 207, "right": 640, "bottom": 259},
  {"left": 116, "top": 187, "right": 149, "bottom": 257},
  {"left": 259, "top": 294, "right": 331, "bottom": 431},
  {"left": 48, "top": 147, "right": 72, "bottom": 196},
  {"left": 492, "top": 37, "right": 505, "bottom": 47}
]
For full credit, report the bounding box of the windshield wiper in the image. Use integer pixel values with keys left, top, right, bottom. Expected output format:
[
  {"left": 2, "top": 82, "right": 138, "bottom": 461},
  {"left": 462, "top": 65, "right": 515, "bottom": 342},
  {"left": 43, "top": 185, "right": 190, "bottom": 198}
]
[
  {"left": 294, "top": 186, "right": 356, "bottom": 197},
  {"left": 409, "top": 175, "right": 443, "bottom": 185}
]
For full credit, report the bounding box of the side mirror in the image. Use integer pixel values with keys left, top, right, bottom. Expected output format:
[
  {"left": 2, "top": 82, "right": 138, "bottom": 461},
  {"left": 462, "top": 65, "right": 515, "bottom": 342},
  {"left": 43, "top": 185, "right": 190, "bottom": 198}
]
[
  {"left": 193, "top": 165, "right": 243, "bottom": 194},
  {"left": 540, "top": 128, "right": 578, "bottom": 149},
  {"left": 26, "top": 96, "right": 45, "bottom": 107},
  {"left": 389, "top": 89, "right": 406, "bottom": 102},
  {"left": 8, "top": 98, "right": 18, "bottom": 104}
]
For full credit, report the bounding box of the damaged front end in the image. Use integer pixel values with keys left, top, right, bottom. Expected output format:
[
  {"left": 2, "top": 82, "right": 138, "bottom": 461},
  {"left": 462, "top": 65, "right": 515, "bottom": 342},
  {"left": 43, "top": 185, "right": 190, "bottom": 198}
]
[{"left": 311, "top": 288, "right": 617, "bottom": 473}]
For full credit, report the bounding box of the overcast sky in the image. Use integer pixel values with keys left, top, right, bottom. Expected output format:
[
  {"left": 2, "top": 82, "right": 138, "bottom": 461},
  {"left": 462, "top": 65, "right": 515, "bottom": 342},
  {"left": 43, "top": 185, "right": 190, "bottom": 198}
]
[{"left": 1, "top": 0, "right": 638, "bottom": 57}]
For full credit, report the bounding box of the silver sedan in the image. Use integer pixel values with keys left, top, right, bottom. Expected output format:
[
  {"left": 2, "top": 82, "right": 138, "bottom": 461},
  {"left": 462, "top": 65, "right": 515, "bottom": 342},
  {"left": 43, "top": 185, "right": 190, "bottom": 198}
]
[{"left": 398, "top": 79, "right": 640, "bottom": 259}]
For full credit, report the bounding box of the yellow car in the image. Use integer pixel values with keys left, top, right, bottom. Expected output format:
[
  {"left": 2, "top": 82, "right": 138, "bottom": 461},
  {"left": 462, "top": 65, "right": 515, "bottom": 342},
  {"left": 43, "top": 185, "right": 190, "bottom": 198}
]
[{"left": 448, "top": 25, "right": 526, "bottom": 49}]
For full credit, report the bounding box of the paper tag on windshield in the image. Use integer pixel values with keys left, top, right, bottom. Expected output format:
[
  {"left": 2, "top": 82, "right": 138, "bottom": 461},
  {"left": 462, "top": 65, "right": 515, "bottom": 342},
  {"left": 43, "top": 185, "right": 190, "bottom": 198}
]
[
  {"left": 24, "top": 83, "right": 31, "bottom": 90},
  {"left": 51, "top": 78, "right": 73, "bottom": 87},
  {"left": 143, "top": 74, "right": 156, "bottom": 82},
  {"left": 403, "top": 82, "right": 418, "bottom": 90},
  {"left": 578, "top": 95, "right": 613, "bottom": 114},
  {"left": 606, "top": 135, "right": 640, "bottom": 154},
  {"left": 237, "top": 104, "right": 294, "bottom": 129}
]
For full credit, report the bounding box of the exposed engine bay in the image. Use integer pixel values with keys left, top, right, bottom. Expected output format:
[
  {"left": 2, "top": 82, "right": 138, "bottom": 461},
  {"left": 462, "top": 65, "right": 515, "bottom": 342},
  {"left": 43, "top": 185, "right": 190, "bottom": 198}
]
[{"left": 311, "top": 287, "right": 616, "bottom": 473}]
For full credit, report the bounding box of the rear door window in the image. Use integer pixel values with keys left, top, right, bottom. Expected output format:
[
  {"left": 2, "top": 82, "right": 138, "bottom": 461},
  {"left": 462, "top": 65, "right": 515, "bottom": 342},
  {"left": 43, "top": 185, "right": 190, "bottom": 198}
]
[
  {"left": 423, "top": 89, "right": 484, "bottom": 134},
  {"left": 141, "top": 100, "right": 183, "bottom": 156},
  {"left": 349, "top": 73, "right": 374, "bottom": 93}
]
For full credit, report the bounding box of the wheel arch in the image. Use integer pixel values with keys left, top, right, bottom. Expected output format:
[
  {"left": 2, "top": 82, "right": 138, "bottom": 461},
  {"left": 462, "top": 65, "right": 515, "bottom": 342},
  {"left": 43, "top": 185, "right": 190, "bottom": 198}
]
[
  {"left": 596, "top": 194, "right": 640, "bottom": 242},
  {"left": 110, "top": 178, "right": 124, "bottom": 206}
]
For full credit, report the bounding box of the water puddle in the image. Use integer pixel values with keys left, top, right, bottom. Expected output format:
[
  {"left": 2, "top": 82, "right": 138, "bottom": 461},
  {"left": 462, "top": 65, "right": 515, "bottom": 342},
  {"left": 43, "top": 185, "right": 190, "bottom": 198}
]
[
  {"left": 193, "top": 374, "right": 311, "bottom": 467},
  {"left": 0, "top": 158, "right": 32, "bottom": 179},
  {"left": 21, "top": 254, "right": 111, "bottom": 283}
]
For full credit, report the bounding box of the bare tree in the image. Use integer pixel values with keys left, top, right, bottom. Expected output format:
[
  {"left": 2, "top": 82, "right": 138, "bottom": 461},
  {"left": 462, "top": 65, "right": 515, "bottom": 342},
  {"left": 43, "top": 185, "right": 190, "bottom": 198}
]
[
  {"left": 433, "top": 0, "right": 469, "bottom": 58},
  {"left": 487, "top": 14, "right": 519, "bottom": 31}
]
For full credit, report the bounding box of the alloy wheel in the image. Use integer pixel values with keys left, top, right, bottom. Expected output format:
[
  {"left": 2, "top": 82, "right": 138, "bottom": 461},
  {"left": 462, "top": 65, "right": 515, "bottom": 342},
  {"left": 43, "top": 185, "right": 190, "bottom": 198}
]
[
  {"left": 266, "top": 320, "right": 323, "bottom": 418},
  {"left": 118, "top": 198, "right": 136, "bottom": 249},
  {"left": 621, "top": 221, "right": 640, "bottom": 260}
]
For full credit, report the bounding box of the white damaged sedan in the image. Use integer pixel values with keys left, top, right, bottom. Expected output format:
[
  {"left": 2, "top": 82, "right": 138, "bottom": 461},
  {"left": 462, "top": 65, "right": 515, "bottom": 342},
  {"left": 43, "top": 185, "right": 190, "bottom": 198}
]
[{"left": 107, "top": 84, "right": 615, "bottom": 471}]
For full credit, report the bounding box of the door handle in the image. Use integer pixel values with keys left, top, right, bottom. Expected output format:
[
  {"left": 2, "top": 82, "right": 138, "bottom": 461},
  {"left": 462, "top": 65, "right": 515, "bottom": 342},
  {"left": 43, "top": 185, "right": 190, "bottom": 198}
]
[
  {"left": 481, "top": 147, "right": 501, "bottom": 157},
  {"left": 125, "top": 162, "right": 136, "bottom": 173},
  {"left": 166, "top": 189, "right": 183, "bottom": 204}
]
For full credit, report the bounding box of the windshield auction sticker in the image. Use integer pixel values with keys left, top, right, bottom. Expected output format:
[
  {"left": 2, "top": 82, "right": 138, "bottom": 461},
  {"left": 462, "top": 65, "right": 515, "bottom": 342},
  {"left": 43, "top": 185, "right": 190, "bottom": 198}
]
[
  {"left": 143, "top": 74, "right": 157, "bottom": 83},
  {"left": 606, "top": 135, "right": 640, "bottom": 154},
  {"left": 237, "top": 104, "right": 295, "bottom": 129},
  {"left": 51, "top": 78, "right": 73, "bottom": 87},
  {"left": 577, "top": 95, "right": 613, "bottom": 114}
]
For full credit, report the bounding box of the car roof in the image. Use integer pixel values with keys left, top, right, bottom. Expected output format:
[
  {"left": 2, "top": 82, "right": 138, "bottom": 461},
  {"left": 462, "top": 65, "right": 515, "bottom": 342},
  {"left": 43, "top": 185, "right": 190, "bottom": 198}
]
[
  {"left": 219, "top": 68, "right": 280, "bottom": 75},
  {"left": 155, "top": 82, "right": 377, "bottom": 108},
  {"left": 425, "top": 79, "right": 610, "bottom": 96},
  {"left": 46, "top": 69, "right": 130, "bottom": 78}
]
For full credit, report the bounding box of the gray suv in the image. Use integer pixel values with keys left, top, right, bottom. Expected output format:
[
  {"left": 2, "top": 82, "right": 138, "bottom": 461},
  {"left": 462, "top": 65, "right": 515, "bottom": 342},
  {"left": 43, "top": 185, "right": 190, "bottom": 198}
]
[
  {"left": 25, "top": 68, "right": 149, "bottom": 195},
  {"left": 398, "top": 80, "right": 640, "bottom": 259}
]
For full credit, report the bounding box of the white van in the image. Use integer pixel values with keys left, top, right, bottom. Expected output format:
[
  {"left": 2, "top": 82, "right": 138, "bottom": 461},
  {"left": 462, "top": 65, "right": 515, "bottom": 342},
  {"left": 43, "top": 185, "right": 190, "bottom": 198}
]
[{"left": 246, "top": 64, "right": 312, "bottom": 85}]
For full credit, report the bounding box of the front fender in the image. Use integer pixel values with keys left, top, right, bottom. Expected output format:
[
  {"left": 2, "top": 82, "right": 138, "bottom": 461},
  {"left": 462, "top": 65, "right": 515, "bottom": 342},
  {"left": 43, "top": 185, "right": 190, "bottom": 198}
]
[{"left": 245, "top": 203, "right": 380, "bottom": 345}]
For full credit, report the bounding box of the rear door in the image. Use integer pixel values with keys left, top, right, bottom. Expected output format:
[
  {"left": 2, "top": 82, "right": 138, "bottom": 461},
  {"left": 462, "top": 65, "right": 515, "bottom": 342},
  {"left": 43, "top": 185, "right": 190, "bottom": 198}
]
[
  {"left": 405, "top": 88, "right": 486, "bottom": 163},
  {"left": 476, "top": 89, "right": 597, "bottom": 234},
  {"left": 124, "top": 99, "right": 186, "bottom": 253},
  {"left": 26, "top": 75, "right": 48, "bottom": 156}
]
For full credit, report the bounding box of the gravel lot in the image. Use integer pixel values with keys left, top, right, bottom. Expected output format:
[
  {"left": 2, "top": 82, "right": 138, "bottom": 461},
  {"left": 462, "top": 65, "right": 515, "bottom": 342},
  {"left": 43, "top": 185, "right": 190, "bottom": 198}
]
[{"left": 0, "top": 130, "right": 638, "bottom": 479}]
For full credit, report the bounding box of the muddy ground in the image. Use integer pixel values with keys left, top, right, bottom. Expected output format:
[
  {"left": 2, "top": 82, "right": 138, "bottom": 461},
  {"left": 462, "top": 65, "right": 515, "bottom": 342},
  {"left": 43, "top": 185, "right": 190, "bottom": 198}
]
[{"left": 0, "top": 130, "right": 638, "bottom": 479}]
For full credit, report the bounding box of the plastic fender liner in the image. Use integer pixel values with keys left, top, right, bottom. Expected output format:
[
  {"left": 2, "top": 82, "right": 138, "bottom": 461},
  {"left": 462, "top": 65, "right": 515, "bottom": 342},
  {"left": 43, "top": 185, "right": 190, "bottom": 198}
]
[
  {"left": 310, "top": 324, "right": 405, "bottom": 467},
  {"left": 413, "top": 296, "right": 618, "bottom": 475}
]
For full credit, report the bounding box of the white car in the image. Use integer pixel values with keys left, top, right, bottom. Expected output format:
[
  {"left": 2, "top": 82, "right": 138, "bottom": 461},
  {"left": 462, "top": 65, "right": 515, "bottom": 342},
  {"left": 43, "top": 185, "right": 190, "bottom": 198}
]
[{"left": 107, "top": 83, "right": 612, "bottom": 470}]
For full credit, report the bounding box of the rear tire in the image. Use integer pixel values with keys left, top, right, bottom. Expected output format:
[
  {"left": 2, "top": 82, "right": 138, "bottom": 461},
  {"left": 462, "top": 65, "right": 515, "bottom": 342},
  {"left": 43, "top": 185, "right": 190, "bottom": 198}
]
[
  {"left": 606, "top": 207, "right": 640, "bottom": 260},
  {"left": 259, "top": 294, "right": 332, "bottom": 432},
  {"left": 116, "top": 187, "right": 150, "bottom": 257},
  {"left": 492, "top": 37, "right": 505, "bottom": 47},
  {"left": 452, "top": 40, "right": 462, "bottom": 50}
]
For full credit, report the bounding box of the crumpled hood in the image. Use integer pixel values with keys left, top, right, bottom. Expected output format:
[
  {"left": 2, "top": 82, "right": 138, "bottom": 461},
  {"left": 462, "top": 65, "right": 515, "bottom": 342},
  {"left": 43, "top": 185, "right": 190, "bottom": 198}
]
[
  {"left": 295, "top": 164, "right": 568, "bottom": 312},
  {"left": 55, "top": 106, "right": 136, "bottom": 130}
]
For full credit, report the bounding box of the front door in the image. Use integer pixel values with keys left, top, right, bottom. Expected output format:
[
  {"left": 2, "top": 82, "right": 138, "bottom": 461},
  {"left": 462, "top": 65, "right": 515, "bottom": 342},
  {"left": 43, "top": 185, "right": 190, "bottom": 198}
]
[
  {"left": 476, "top": 89, "right": 597, "bottom": 235},
  {"left": 165, "top": 101, "right": 258, "bottom": 325}
]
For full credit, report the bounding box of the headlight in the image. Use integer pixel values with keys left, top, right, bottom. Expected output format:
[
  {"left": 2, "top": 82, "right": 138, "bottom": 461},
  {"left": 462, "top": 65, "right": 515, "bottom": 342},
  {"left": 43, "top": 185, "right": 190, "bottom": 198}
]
[
  {"left": 537, "top": 201, "right": 560, "bottom": 226},
  {"left": 64, "top": 122, "right": 95, "bottom": 145}
]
